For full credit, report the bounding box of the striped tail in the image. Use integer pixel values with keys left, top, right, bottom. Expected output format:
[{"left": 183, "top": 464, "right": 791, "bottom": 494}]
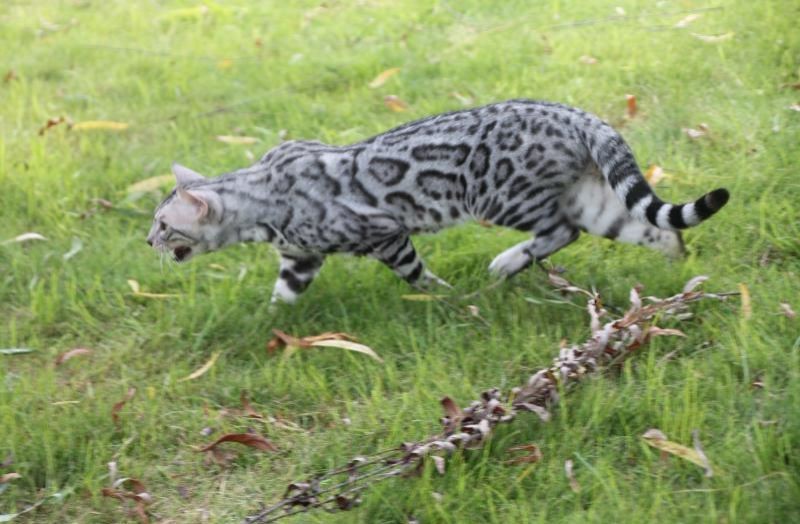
[{"left": 581, "top": 127, "right": 729, "bottom": 230}]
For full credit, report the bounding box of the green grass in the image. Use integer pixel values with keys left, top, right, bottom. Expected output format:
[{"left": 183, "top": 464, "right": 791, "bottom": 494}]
[{"left": 1, "top": 0, "right": 799, "bottom": 522}]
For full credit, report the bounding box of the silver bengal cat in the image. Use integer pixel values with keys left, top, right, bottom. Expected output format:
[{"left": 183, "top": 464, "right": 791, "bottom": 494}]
[{"left": 147, "top": 100, "right": 729, "bottom": 303}]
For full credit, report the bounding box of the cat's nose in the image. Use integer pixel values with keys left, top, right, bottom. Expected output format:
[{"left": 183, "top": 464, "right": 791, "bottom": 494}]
[{"left": 146, "top": 238, "right": 153, "bottom": 246}]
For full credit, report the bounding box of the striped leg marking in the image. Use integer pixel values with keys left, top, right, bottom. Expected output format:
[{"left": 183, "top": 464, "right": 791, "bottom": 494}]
[
  {"left": 270, "top": 253, "right": 325, "bottom": 304},
  {"left": 371, "top": 235, "right": 450, "bottom": 289}
]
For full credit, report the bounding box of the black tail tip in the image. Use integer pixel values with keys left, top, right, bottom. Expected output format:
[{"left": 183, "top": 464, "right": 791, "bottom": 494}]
[{"left": 706, "top": 188, "right": 730, "bottom": 211}]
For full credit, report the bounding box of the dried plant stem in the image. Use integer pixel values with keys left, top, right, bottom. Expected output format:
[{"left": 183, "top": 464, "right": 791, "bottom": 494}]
[{"left": 245, "top": 276, "right": 733, "bottom": 523}]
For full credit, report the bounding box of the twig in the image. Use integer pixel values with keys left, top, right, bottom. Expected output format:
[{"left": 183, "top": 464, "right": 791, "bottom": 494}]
[{"left": 244, "top": 275, "right": 732, "bottom": 522}]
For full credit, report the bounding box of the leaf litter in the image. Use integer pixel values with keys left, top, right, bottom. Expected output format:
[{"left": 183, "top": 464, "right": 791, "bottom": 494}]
[
  {"left": 642, "top": 428, "right": 713, "bottom": 477},
  {"left": 101, "top": 477, "right": 152, "bottom": 523},
  {"left": 368, "top": 67, "right": 400, "bottom": 88},
  {"left": 267, "top": 330, "right": 383, "bottom": 363},
  {"left": 111, "top": 387, "right": 137, "bottom": 429},
  {"left": 178, "top": 351, "right": 221, "bottom": 381},
  {"left": 54, "top": 348, "right": 93, "bottom": 366}
]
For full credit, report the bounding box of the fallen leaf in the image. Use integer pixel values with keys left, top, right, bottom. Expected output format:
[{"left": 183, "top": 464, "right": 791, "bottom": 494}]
[
  {"left": 127, "top": 279, "right": 179, "bottom": 299},
  {"left": 71, "top": 121, "right": 129, "bottom": 131},
  {"left": 101, "top": 477, "right": 151, "bottom": 524},
  {"left": 440, "top": 396, "right": 463, "bottom": 426},
  {"left": 625, "top": 94, "right": 637, "bottom": 119},
  {"left": 565, "top": 459, "right": 580, "bottom": 493},
  {"left": 3, "top": 232, "right": 47, "bottom": 244},
  {"left": 674, "top": 13, "right": 702, "bottom": 28},
  {"left": 431, "top": 456, "right": 445, "bottom": 475},
  {"left": 644, "top": 165, "right": 669, "bottom": 185},
  {"left": 3, "top": 70, "right": 16, "bottom": 83},
  {"left": 62, "top": 237, "right": 83, "bottom": 261},
  {"left": 691, "top": 32, "right": 734, "bottom": 43},
  {"left": 267, "top": 330, "right": 382, "bottom": 362},
  {"left": 197, "top": 432, "right": 278, "bottom": 453},
  {"left": 0, "top": 473, "right": 21, "bottom": 484},
  {"left": 504, "top": 443, "right": 543, "bottom": 465},
  {"left": 368, "top": 67, "right": 400, "bottom": 88},
  {"left": 215, "top": 135, "right": 258, "bottom": 145},
  {"left": 111, "top": 387, "right": 137, "bottom": 428},
  {"left": 38, "top": 116, "right": 66, "bottom": 135},
  {"left": 126, "top": 175, "right": 174, "bottom": 194},
  {"left": 642, "top": 428, "right": 714, "bottom": 473},
  {"left": 579, "top": 55, "right": 598, "bottom": 65},
  {"left": 384, "top": 95, "right": 408, "bottom": 112},
  {"left": 54, "top": 348, "right": 93, "bottom": 366},
  {"left": 449, "top": 92, "right": 474, "bottom": 106},
  {"left": 739, "top": 283, "right": 752, "bottom": 320},
  {"left": 682, "top": 123, "right": 709, "bottom": 139},
  {"left": 788, "top": 103, "right": 800, "bottom": 112},
  {"left": 178, "top": 352, "right": 221, "bottom": 382},
  {"left": 0, "top": 348, "right": 35, "bottom": 355},
  {"left": 779, "top": 302, "right": 796, "bottom": 319},
  {"left": 240, "top": 390, "right": 264, "bottom": 419}
]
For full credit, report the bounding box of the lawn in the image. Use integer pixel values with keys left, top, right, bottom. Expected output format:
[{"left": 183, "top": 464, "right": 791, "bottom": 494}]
[{"left": 1, "top": 0, "right": 799, "bottom": 522}]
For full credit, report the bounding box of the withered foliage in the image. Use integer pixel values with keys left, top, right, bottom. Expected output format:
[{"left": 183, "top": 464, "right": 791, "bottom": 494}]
[{"left": 245, "top": 276, "right": 733, "bottom": 523}]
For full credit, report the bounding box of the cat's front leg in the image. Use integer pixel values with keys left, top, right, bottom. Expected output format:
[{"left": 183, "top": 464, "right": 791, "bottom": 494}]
[
  {"left": 370, "top": 234, "right": 451, "bottom": 290},
  {"left": 270, "top": 253, "right": 325, "bottom": 304}
]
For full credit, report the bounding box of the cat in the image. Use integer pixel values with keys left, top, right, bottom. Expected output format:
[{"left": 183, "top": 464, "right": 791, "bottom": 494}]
[{"left": 146, "top": 99, "right": 729, "bottom": 304}]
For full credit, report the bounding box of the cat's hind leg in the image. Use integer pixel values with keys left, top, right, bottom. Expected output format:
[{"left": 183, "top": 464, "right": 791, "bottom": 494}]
[
  {"left": 489, "top": 221, "right": 580, "bottom": 278},
  {"left": 270, "top": 253, "right": 325, "bottom": 304},
  {"left": 370, "top": 234, "right": 451, "bottom": 289}
]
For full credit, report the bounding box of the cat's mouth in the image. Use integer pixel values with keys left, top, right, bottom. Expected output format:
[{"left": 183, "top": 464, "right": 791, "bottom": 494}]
[{"left": 173, "top": 246, "right": 192, "bottom": 262}]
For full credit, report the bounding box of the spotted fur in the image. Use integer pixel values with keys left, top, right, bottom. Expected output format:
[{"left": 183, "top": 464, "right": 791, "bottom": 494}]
[{"left": 147, "top": 100, "right": 729, "bottom": 303}]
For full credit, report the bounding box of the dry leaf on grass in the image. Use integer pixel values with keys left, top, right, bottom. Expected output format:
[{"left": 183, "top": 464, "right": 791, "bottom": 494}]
[
  {"left": 368, "top": 68, "right": 400, "bottom": 88},
  {"left": 504, "top": 443, "right": 543, "bottom": 466},
  {"left": 101, "top": 478, "right": 152, "bottom": 524},
  {"left": 788, "top": 103, "right": 800, "bottom": 112},
  {"left": 739, "top": 283, "right": 752, "bottom": 320},
  {"left": 38, "top": 116, "right": 67, "bottom": 135},
  {"left": 240, "top": 390, "right": 264, "bottom": 419},
  {"left": 400, "top": 294, "right": 445, "bottom": 301},
  {"left": 127, "top": 279, "right": 179, "bottom": 299},
  {"left": 579, "top": 55, "right": 598, "bottom": 65},
  {"left": 3, "top": 70, "right": 16, "bottom": 83},
  {"left": 0, "top": 473, "right": 21, "bottom": 484},
  {"left": 682, "top": 123, "right": 709, "bottom": 139},
  {"left": 267, "top": 330, "right": 382, "bottom": 363},
  {"left": 178, "top": 352, "right": 221, "bottom": 382},
  {"left": 642, "top": 428, "right": 713, "bottom": 476},
  {"left": 0, "top": 348, "right": 35, "bottom": 355},
  {"left": 674, "top": 13, "right": 702, "bottom": 28},
  {"left": 625, "top": 94, "right": 637, "bottom": 119},
  {"left": 54, "top": 348, "right": 93, "bottom": 366},
  {"left": 691, "top": 32, "right": 734, "bottom": 43},
  {"left": 216, "top": 135, "right": 258, "bottom": 145},
  {"left": 111, "top": 387, "right": 137, "bottom": 429},
  {"left": 440, "top": 397, "right": 463, "bottom": 433},
  {"left": 564, "top": 459, "right": 580, "bottom": 493},
  {"left": 3, "top": 232, "right": 47, "bottom": 244},
  {"left": 198, "top": 432, "right": 278, "bottom": 453},
  {"left": 779, "top": 302, "right": 796, "bottom": 319},
  {"left": 644, "top": 165, "right": 669, "bottom": 185},
  {"left": 126, "top": 175, "right": 174, "bottom": 194},
  {"left": 384, "top": 95, "right": 408, "bottom": 112},
  {"left": 449, "top": 92, "right": 474, "bottom": 106},
  {"left": 71, "top": 121, "right": 129, "bottom": 131}
]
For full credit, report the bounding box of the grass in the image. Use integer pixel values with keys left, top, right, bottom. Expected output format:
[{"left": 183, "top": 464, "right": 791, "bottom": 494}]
[{"left": 1, "top": 0, "right": 799, "bottom": 522}]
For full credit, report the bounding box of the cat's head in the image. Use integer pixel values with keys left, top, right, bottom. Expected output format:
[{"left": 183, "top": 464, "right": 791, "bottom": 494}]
[{"left": 146, "top": 163, "right": 224, "bottom": 262}]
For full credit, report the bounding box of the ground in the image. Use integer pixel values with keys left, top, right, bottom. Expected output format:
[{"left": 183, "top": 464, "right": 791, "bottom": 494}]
[{"left": 1, "top": 0, "right": 799, "bottom": 522}]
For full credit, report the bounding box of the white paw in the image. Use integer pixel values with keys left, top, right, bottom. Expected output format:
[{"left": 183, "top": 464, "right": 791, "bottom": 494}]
[{"left": 489, "top": 244, "right": 532, "bottom": 277}]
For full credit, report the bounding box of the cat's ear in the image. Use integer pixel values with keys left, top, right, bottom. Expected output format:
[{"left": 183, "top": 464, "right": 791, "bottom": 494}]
[
  {"left": 176, "top": 187, "right": 209, "bottom": 218},
  {"left": 172, "top": 162, "right": 205, "bottom": 187}
]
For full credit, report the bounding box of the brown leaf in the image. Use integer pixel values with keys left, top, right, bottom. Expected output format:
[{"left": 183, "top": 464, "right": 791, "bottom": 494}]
[
  {"left": 779, "top": 302, "right": 796, "bottom": 319},
  {"left": 625, "top": 94, "right": 637, "bottom": 119},
  {"left": 368, "top": 67, "right": 400, "bottom": 88},
  {"left": 198, "top": 432, "right": 278, "bottom": 453},
  {"left": 0, "top": 472, "right": 21, "bottom": 483},
  {"left": 240, "top": 390, "right": 264, "bottom": 419},
  {"left": 564, "top": 459, "right": 580, "bottom": 493},
  {"left": 38, "top": 116, "right": 66, "bottom": 135},
  {"left": 111, "top": 387, "right": 137, "bottom": 428},
  {"left": 739, "top": 283, "right": 752, "bottom": 320},
  {"left": 504, "top": 443, "right": 543, "bottom": 465},
  {"left": 101, "top": 478, "right": 152, "bottom": 524},
  {"left": 644, "top": 165, "right": 669, "bottom": 185},
  {"left": 267, "top": 330, "right": 382, "bottom": 362},
  {"left": 54, "top": 347, "right": 93, "bottom": 366},
  {"left": 4, "top": 70, "right": 17, "bottom": 83},
  {"left": 384, "top": 95, "right": 408, "bottom": 112}
]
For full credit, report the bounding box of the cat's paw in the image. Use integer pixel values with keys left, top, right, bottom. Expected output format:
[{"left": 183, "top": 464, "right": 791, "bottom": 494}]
[
  {"left": 489, "top": 245, "right": 532, "bottom": 278},
  {"left": 420, "top": 270, "right": 453, "bottom": 289}
]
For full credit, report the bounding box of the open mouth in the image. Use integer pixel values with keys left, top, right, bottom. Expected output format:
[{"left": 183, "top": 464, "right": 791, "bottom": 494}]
[{"left": 173, "top": 246, "right": 192, "bottom": 261}]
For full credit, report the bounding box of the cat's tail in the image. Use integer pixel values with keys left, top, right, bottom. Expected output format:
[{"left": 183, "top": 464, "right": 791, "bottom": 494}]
[{"left": 580, "top": 125, "right": 729, "bottom": 230}]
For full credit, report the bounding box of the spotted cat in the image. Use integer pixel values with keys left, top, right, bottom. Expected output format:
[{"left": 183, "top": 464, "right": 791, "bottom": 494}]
[{"left": 147, "top": 100, "right": 729, "bottom": 303}]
